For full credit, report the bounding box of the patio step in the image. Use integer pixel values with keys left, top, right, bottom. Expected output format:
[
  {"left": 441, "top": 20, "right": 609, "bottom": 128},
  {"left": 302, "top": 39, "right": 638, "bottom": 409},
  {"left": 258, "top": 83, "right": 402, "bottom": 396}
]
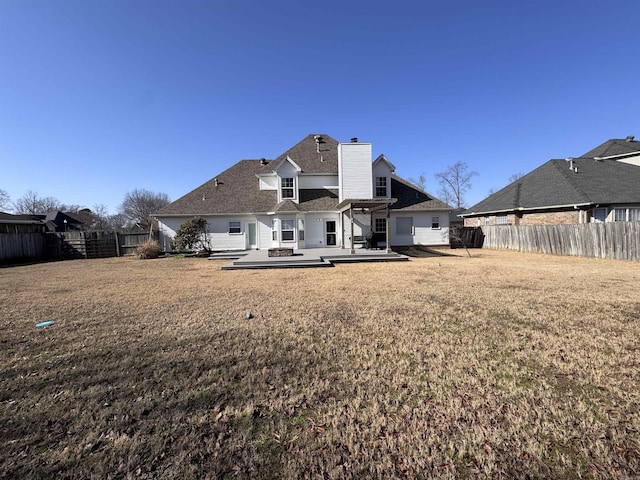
[{"left": 221, "top": 258, "right": 333, "bottom": 270}]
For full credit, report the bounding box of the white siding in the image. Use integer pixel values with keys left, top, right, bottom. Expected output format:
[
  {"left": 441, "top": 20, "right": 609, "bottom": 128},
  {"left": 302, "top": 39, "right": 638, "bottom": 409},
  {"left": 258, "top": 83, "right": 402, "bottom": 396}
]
[
  {"left": 259, "top": 175, "right": 277, "bottom": 190},
  {"left": 617, "top": 155, "right": 640, "bottom": 166},
  {"left": 304, "top": 213, "right": 341, "bottom": 248},
  {"left": 388, "top": 212, "right": 450, "bottom": 246},
  {"left": 157, "top": 215, "right": 255, "bottom": 252},
  {"left": 298, "top": 175, "right": 339, "bottom": 189},
  {"left": 338, "top": 143, "right": 373, "bottom": 201}
]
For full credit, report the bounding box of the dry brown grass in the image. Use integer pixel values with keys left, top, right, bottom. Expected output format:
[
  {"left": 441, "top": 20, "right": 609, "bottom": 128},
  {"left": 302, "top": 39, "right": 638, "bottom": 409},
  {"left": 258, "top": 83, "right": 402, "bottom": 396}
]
[{"left": 1, "top": 250, "right": 639, "bottom": 479}]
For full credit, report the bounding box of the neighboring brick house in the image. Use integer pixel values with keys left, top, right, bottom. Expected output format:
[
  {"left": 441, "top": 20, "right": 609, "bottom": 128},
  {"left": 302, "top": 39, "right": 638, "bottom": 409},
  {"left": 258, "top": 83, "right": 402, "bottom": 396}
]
[
  {"left": 460, "top": 136, "right": 640, "bottom": 226},
  {"left": 155, "top": 134, "right": 452, "bottom": 252}
]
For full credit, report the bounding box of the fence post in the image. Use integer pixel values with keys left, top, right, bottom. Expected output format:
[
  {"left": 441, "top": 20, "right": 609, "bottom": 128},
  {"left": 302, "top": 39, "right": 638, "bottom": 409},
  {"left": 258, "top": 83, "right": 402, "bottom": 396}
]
[{"left": 114, "top": 231, "right": 121, "bottom": 257}]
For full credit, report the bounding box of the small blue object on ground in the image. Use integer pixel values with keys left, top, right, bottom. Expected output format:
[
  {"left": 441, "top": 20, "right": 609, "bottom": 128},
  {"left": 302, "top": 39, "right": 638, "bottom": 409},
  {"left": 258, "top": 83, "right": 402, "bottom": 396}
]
[{"left": 36, "top": 321, "right": 55, "bottom": 328}]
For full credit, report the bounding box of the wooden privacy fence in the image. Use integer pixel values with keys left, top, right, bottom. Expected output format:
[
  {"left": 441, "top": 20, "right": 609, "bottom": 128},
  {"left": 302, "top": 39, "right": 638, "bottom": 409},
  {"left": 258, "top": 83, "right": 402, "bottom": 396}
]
[
  {"left": 54, "top": 231, "right": 150, "bottom": 259},
  {"left": 482, "top": 222, "right": 640, "bottom": 261},
  {"left": 1, "top": 231, "right": 151, "bottom": 262}
]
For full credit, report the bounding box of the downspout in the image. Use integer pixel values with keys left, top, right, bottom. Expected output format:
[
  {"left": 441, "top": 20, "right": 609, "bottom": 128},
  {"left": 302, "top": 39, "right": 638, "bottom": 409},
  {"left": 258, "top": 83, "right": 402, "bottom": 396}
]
[
  {"left": 386, "top": 205, "right": 391, "bottom": 253},
  {"left": 350, "top": 205, "right": 355, "bottom": 254}
]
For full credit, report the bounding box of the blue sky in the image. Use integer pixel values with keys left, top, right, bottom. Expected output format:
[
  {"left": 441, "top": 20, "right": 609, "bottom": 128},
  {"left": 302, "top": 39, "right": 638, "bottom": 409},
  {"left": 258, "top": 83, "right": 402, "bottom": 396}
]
[{"left": 1, "top": 0, "right": 639, "bottom": 213}]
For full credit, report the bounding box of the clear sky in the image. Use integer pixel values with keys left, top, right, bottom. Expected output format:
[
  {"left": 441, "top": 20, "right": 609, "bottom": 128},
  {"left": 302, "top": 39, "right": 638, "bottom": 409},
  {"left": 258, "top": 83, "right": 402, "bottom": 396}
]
[{"left": 2, "top": 0, "right": 639, "bottom": 213}]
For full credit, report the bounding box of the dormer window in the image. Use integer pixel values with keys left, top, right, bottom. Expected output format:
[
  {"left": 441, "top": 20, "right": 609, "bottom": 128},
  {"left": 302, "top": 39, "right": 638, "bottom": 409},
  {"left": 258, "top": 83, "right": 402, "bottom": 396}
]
[
  {"left": 375, "top": 176, "right": 387, "bottom": 197},
  {"left": 281, "top": 177, "right": 294, "bottom": 199}
]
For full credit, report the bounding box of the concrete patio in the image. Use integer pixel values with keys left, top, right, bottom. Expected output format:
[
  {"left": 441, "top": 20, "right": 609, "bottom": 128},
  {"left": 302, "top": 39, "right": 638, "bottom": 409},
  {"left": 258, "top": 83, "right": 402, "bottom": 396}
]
[{"left": 209, "top": 247, "right": 409, "bottom": 270}]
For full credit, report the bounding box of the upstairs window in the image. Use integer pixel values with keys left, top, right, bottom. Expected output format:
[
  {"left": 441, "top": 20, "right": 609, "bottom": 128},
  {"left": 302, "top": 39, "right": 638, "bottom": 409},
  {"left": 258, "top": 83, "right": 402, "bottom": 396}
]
[
  {"left": 281, "top": 178, "right": 294, "bottom": 199},
  {"left": 375, "top": 177, "right": 387, "bottom": 197}
]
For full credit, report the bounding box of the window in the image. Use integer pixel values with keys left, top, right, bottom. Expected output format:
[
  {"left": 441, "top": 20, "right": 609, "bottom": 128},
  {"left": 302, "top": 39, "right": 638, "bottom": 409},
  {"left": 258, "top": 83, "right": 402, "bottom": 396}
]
[
  {"left": 431, "top": 216, "right": 440, "bottom": 229},
  {"left": 298, "top": 219, "right": 305, "bottom": 241},
  {"left": 375, "top": 177, "right": 387, "bottom": 197},
  {"left": 281, "top": 219, "right": 295, "bottom": 241},
  {"left": 614, "top": 207, "right": 640, "bottom": 221},
  {"left": 272, "top": 219, "right": 277, "bottom": 241},
  {"left": 228, "top": 221, "right": 241, "bottom": 234},
  {"left": 397, "top": 217, "right": 413, "bottom": 235},
  {"left": 375, "top": 218, "right": 387, "bottom": 233},
  {"left": 591, "top": 208, "right": 608, "bottom": 223},
  {"left": 496, "top": 214, "right": 508, "bottom": 225},
  {"left": 281, "top": 177, "right": 294, "bottom": 199}
]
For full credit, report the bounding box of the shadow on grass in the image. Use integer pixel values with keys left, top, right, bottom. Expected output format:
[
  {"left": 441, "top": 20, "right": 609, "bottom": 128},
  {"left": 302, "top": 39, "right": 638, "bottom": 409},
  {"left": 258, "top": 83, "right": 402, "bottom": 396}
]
[{"left": 392, "top": 246, "right": 461, "bottom": 258}]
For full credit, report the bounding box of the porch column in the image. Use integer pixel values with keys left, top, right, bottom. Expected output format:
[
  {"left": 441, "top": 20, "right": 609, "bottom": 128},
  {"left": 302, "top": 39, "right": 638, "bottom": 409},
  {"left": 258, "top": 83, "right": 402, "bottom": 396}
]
[
  {"left": 386, "top": 205, "right": 391, "bottom": 253},
  {"left": 350, "top": 205, "right": 355, "bottom": 254},
  {"left": 340, "top": 211, "right": 345, "bottom": 248}
]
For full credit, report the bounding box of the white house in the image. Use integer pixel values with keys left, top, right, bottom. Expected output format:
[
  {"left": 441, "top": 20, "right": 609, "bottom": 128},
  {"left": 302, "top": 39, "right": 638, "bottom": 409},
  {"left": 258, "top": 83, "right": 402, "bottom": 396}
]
[{"left": 155, "top": 134, "right": 451, "bottom": 252}]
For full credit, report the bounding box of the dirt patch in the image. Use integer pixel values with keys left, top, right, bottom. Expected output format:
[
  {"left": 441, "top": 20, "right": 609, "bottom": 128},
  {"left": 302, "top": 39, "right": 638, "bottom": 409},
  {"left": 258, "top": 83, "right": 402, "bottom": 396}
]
[{"left": 1, "top": 251, "right": 639, "bottom": 478}]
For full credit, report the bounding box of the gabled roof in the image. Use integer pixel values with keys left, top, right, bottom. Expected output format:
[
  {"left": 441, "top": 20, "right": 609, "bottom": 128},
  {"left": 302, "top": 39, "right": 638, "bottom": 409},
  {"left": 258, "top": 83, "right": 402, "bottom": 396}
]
[
  {"left": 272, "top": 134, "right": 339, "bottom": 173},
  {"left": 391, "top": 175, "right": 451, "bottom": 211},
  {"left": 581, "top": 137, "right": 640, "bottom": 158},
  {"left": 158, "top": 134, "right": 451, "bottom": 217},
  {"left": 462, "top": 158, "right": 640, "bottom": 216}
]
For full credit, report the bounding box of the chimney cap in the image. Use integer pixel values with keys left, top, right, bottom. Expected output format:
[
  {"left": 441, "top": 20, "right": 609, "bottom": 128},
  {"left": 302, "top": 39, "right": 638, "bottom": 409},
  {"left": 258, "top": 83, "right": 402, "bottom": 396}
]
[{"left": 350, "top": 137, "right": 358, "bottom": 143}]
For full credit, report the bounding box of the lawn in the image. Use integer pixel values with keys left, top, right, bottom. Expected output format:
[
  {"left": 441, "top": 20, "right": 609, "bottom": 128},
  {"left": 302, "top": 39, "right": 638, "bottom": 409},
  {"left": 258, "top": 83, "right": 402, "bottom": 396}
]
[{"left": 1, "top": 250, "right": 639, "bottom": 479}]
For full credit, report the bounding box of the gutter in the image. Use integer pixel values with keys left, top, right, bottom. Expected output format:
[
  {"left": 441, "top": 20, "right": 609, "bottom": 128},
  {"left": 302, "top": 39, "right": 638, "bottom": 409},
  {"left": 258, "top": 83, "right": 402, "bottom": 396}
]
[
  {"left": 459, "top": 202, "right": 593, "bottom": 217},
  {"left": 593, "top": 150, "right": 640, "bottom": 161}
]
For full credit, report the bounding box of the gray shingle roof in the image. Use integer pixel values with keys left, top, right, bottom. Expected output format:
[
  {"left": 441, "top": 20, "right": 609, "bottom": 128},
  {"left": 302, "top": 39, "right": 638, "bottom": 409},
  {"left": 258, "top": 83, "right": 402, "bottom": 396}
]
[
  {"left": 462, "top": 158, "right": 640, "bottom": 216},
  {"left": 158, "top": 134, "right": 451, "bottom": 217},
  {"left": 581, "top": 137, "right": 640, "bottom": 158}
]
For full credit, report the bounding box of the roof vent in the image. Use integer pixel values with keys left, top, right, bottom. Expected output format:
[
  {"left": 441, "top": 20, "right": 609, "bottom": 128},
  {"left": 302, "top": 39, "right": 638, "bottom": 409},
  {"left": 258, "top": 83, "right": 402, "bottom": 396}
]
[
  {"left": 214, "top": 178, "right": 219, "bottom": 187},
  {"left": 351, "top": 137, "right": 358, "bottom": 143},
  {"left": 260, "top": 158, "right": 268, "bottom": 165},
  {"left": 566, "top": 157, "right": 574, "bottom": 170},
  {"left": 626, "top": 135, "right": 635, "bottom": 142},
  {"left": 314, "top": 135, "right": 323, "bottom": 153}
]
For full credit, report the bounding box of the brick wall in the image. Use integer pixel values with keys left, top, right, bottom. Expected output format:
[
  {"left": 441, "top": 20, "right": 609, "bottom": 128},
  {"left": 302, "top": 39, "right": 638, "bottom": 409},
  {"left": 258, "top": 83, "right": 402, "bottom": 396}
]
[{"left": 464, "top": 210, "right": 582, "bottom": 226}]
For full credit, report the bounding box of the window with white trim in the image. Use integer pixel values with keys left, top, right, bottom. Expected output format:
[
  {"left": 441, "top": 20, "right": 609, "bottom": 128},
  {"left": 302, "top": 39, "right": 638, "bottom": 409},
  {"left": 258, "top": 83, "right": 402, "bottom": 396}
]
[
  {"left": 228, "top": 221, "right": 241, "bottom": 234},
  {"left": 431, "top": 216, "right": 440, "bottom": 229},
  {"left": 298, "top": 219, "right": 305, "bottom": 241},
  {"left": 272, "top": 219, "right": 277, "bottom": 241},
  {"left": 375, "top": 218, "right": 387, "bottom": 233},
  {"left": 375, "top": 177, "right": 387, "bottom": 197},
  {"left": 281, "top": 177, "right": 294, "bottom": 199},
  {"left": 281, "top": 219, "right": 295, "bottom": 241},
  {"left": 397, "top": 217, "right": 413, "bottom": 235},
  {"left": 496, "top": 214, "right": 508, "bottom": 225}
]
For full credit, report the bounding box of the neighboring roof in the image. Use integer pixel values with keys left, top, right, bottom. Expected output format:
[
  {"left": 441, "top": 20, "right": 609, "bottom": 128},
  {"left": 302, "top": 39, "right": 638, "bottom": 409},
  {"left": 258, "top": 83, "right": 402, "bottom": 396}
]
[
  {"left": 462, "top": 158, "right": 640, "bottom": 216},
  {"left": 581, "top": 137, "right": 640, "bottom": 158},
  {"left": 158, "top": 134, "right": 451, "bottom": 217},
  {"left": 0, "top": 212, "right": 43, "bottom": 224}
]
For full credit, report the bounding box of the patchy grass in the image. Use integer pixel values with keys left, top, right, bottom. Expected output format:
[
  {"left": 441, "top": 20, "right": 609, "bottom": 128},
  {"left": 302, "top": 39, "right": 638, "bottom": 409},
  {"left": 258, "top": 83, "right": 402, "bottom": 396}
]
[{"left": 1, "top": 250, "right": 639, "bottom": 479}]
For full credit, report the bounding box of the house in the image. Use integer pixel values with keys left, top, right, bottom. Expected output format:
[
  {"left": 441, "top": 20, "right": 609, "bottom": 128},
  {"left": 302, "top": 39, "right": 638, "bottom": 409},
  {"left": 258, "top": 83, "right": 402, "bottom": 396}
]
[
  {"left": 32, "top": 211, "right": 89, "bottom": 232},
  {"left": 156, "top": 134, "right": 451, "bottom": 252},
  {"left": 460, "top": 136, "right": 640, "bottom": 226}
]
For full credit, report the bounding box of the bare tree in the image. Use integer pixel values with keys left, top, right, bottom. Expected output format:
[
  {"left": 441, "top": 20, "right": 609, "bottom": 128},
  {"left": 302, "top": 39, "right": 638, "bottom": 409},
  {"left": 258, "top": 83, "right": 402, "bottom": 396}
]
[
  {"left": 13, "top": 190, "right": 61, "bottom": 215},
  {"left": 0, "top": 189, "right": 10, "bottom": 212},
  {"left": 508, "top": 172, "right": 524, "bottom": 183},
  {"left": 119, "top": 189, "right": 170, "bottom": 231},
  {"left": 435, "top": 162, "right": 477, "bottom": 209},
  {"left": 408, "top": 173, "right": 427, "bottom": 191}
]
